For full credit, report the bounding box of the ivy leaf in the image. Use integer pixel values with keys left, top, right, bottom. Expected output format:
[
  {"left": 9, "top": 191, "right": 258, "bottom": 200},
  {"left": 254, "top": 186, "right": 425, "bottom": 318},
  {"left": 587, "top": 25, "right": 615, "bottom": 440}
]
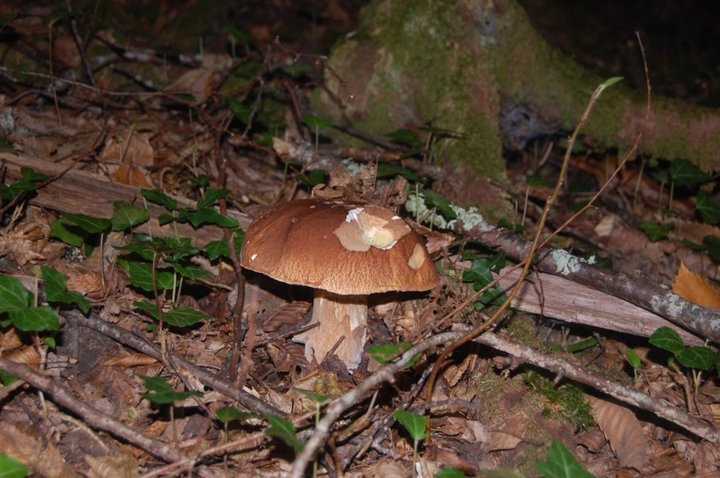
[
  {"left": 535, "top": 440, "right": 594, "bottom": 478},
  {"left": 394, "top": 409, "right": 426, "bottom": 443},
  {"left": 125, "top": 262, "right": 175, "bottom": 292},
  {"left": 41, "top": 266, "right": 90, "bottom": 314},
  {"left": 141, "top": 189, "right": 178, "bottom": 210},
  {"left": 640, "top": 221, "right": 672, "bottom": 242},
  {"left": 669, "top": 159, "right": 709, "bottom": 187},
  {"left": 423, "top": 190, "right": 457, "bottom": 220},
  {"left": 703, "top": 235, "right": 720, "bottom": 263},
  {"left": 112, "top": 201, "right": 150, "bottom": 231},
  {"left": 197, "top": 188, "right": 230, "bottom": 209},
  {"left": 367, "top": 342, "right": 417, "bottom": 367},
  {"left": 133, "top": 300, "right": 160, "bottom": 320},
  {"left": 216, "top": 406, "right": 254, "bottom": 424},
  {"left": 10, "top": 306, "right": 60, "bottom": 332},
  {"left": 624, "top": 348, "right": 641, "bottom": 369},
  {"left": 49, "top": 220, "right": 85, "bottom": 247},
  {"left": 376, "top": 163, "right": 419, "bottom": 182},
  {"left": 60, "top": 212, "right": 111, "bottom": 234},
  {"left": 0, "top": 452, "right": 29, "bottom": 478},
  {"left": 649, "top": 327, "right": 684, "bottom": 354},
  {"left": 142, "top": 375, "right": 202, "bottom": 405},
  {"left": 163, "top": 306, "right": 210, "bottom": 328},
  {"left": 301, "top": 114, "right": 331, "bottom": 130},
  {"left": 264, "top": 415, "right": 303, "bottom": 452},
  {"left": 675, "top": 346, "right": 718, "bottom": 371},
  {"left": 696, "top": 190, "right": 720, "bottom": 225},
  {"left": 205, "top": 239, "right": 231, "bottom": 260},
  {"left": 0, "top": 275, "right": 31, "bottom": 312}
]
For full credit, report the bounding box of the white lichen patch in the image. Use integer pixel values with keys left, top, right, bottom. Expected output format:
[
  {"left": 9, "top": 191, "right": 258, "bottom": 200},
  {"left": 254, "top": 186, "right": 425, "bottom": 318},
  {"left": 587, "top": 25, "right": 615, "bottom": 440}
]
[
  {"left": 650, "top": 293, "right": 693, "bottom": 318},
  {"left": 550, "top": 249, "right": 583, "bottom": 275},
  {"left": 405, "top": 192, "right": 493, "bottom": 233}
]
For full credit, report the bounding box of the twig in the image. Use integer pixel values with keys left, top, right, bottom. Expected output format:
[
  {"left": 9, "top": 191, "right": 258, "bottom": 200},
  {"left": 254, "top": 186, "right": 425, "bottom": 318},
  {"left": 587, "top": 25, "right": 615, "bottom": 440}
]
[
  {"left": 0, "top": 358, "right": 183, "bottom": 462},
  {"left": 63, "top": 310, "right": 284, "bottom": 418}
]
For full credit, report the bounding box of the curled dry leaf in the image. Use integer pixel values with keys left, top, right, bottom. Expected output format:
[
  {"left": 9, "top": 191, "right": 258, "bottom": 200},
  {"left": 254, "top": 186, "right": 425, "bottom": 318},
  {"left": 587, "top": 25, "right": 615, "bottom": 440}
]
[
  {"left": 2, "top": 345, "right": 40, "bottom": 368},
  {"left": 101, "top": 353, "right": 158, "bottom": 368},
  {"left": 672, "top": 262, "right": 720, "bottom": 308},
  {"left": 588, "top": 395, "right": 648, "bottom": 471},
  {"left": 0, "top": 423, "right": 77, "bottom": 478},
  {"left": 0, "top": 219, "right": 50, "bottom": 266},
  {"left": 66, "top": 271, "right": 104, "bottom": 297},
  {"left": 262, "top": 301, "right": 311, "bottom": 332},
  {"left": 85, "top": 454, "right": 139, "bottom": 478},
  {"left": 266, "top": 341, "right": 308, "bottom": 373}
]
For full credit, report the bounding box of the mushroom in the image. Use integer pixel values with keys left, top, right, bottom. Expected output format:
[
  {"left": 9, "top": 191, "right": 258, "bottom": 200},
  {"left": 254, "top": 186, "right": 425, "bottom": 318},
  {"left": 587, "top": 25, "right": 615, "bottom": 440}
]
[{"left": 240, "top": 198, "right": 438, "bottom": 370}]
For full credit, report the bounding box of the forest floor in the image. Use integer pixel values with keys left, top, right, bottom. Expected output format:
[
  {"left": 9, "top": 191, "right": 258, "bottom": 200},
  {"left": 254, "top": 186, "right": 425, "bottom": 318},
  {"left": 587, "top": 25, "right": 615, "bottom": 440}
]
[{"left": 0, "top": 1, "right": 719, "bottom": 477}]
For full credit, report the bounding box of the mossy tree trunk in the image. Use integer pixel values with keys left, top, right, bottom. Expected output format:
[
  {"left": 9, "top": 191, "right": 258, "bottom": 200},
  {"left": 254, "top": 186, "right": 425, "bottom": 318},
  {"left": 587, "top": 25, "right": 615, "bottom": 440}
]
[{"left": 311, "top": 0, "right": 720, "bottom": 183}]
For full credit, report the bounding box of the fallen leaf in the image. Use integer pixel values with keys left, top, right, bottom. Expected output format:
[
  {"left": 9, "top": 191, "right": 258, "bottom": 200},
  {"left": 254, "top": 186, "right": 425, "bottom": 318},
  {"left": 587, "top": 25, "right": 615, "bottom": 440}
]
[
  {"left": 588, "top": 395, "right": 647, "bottom": 471},
  {"left": 672, "top": 262, "right": 720, "bottom": 308}
]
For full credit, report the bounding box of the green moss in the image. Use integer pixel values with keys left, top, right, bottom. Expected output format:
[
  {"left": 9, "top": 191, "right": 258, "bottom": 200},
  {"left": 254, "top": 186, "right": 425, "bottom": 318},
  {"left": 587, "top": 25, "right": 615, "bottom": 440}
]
[{"left": 525, "top": 370, "right": 595, "bottom": 430}]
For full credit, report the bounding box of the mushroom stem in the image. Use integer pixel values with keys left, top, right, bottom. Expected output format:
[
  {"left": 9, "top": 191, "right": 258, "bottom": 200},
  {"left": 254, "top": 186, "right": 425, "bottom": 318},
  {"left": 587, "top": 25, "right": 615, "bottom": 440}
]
[{"left": 301, "top": 290, "right": 368, "bottom": 370}]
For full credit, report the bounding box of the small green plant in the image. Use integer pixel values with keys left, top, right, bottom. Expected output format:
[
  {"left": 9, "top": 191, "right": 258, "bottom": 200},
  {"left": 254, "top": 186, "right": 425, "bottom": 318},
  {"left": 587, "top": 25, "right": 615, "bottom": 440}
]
[
  {"left": 1, "top": 167, "right": 49, "bottom": 203},
  {"left": 639, "top": 220, "right": 673, "bottom": 242},
  {"left": 624, "top": 347, "right": 642, "bottom": 382},
  {"left": 535, "top": 440, "right": 594, "bottom": 478},
  {"left": 461, "top": 253, "right": 507, "bottom": 310},
  {"left": 696, "top": 190, "right": 720, "bottom": 225},
  {"left": 142, "top": 375, "right": 202, "bottom": 444},
  {"left": 435, "top": 467, "right": 465, "bottom": 478},
  {"left": 0, "top": 453, "right": 29, "bottom": 478},
  {"left": 302, "top": 114, "right": 331, "bottom": 155},
  {"left": 367, "top": 341, "right": 419, "bottom": 368},
  {"left": 264, "top": 415, "right": 303, "bottom": 453},
  {"left": 394, "top": 409, "right": 426, "bottom": 476},
  {"left": 649, "top": 327, "right": 719, "bottom": 395}
]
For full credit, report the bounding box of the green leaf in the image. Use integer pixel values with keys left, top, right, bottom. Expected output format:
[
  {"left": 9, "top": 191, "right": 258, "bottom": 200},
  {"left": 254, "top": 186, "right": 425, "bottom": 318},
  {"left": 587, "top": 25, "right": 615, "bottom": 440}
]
[
  {"left": 10, "top": 306, "right": 60, "bottom": 332},
  {"left": 60, "top": 212, "right": 111, "bottom": 234},
  {"left": 142, "top": 189, "right": 178, "bottom": 210},
  {"left": 112, "top": 201, "right": 150, "bottom": 231},
  {"left": 178, "top": 208, "right": 239, "bottom": 228},
  {"left": 301, "top": 114, "right": 331, "bottom": 129},
  {"left": 281, "top": 63, "right": 313, "bottom": 79},
  {"left": 49, "top": 220, "right": 85, "bottom": 247},
  {"left": 376, "top": 163, "right": 419, "bottom": 182},
  {"left": 0, "top": 275, "right": 31, "bottom": 312},
  {"left": 675, "top": 346, "right": 718, "bottom": 371},
  {"left": 649, "top": 327, "right": 684, "bottom": 354},
  {"left": 264, "top": 415, "right": 303, "bottom": 452},
  {"left": 43, "top": 336, "right": 56, "bottom": 349},
  {"left": 295, "top": 388, "right": 329, "bottom": 404},
  {"left": 228, "top": 98, "right": 252, "bottom": 124},
  {"left": 0, "top": 453, "right": 29, "bottom": 478},
  {"left": 600, "top": 76, "right": 624, "bottom": 89},
  {"left": 125, "top": 262, "right": 175, "bottom": 292},
  {"left": 197, "top": 188, "right": 230, "bottom": 210},
  {"left": 564, "top": 337, "right": 598, "bottom": 354},
  {"left": 423, "top": 190, "right": 457, "bottom": 220},
  {"left": 296, "top": 170, "right": 327, "bottom": 186},
  {"left": 142, "top": 375, "right": 202, "bottom": 405},
  {"left": 367, "top": 342, "right": 412, "bottom": 364},
  {"left": 703, "top": 235, "right": 720, "bottom": 263},
  {"left": 20, "top": 167, "right": 50, "bottom": 182},
  {"left": 133, "top": 300, "right": 160, "bottom": 320},
  {"left": 385, "top": 129, "right": 422, "bottom": 148},
  {"left": 435, "top": 467, "right": 465, "bottom": 478},
  {"left": 669, "top": 159, "right": 709, "bottom": 187},
  {"left": 696, "top": 190, "right": 720, "bottom": 225},
  {"left": 163, "top": 306, "right": 210, "bottom": 328},
  {"left": 234, "top": 229, "right": 245, "bottom": 253},
  {"left": 535, "top": 440, "right": 594, "bottom": 478},
  {"left": 639, "top": 221, "right": 672, "bottom": 242},
  {"left": 205, "top": 239, "right": 231, "bottom": 260},
  {"left": 461, "top": 257, "right": 506, "bottom": 306},
  {"left": 226, "top": 24, "right": 250, "bottom": 45},
  {"left": 168, "top": 263, "right": 207, "bottom": 280},
  {"left": 394, "top": 409, "right": 426, "bottom": 443},
  {"left": 41, "top": 266, "right": 90, "bottom": 314},
  {"left": 526, "top": 175, "right": 549, "bottom": 186},
  {"left": 0, "top": 371, "right": 19, "bottom": 387},
  {"left": 216, "top": 406, "right": 254, "bottom": 424},
  {"left": 624, "top": 348, "right": 641, "bottom": 369}
]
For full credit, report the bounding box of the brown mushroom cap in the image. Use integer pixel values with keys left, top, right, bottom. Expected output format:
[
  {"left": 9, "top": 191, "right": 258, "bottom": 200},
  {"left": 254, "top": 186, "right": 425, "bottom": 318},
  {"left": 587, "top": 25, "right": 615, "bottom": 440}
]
[{"left": 241, "top": 199, "right": 438, "bottom": 295}]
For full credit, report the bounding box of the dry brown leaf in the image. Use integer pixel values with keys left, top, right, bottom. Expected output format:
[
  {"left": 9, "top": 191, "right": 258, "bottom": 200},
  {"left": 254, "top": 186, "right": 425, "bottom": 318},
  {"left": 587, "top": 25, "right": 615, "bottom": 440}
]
[
  {"left": 262, "top": 301, "right": 311, "bottom": 332},
  {"left": 0, "top": 423, "right": 79, "bottom": 477},
  {"left": 672, "top": 262, "right": 720, "bottom": 308},
  {"left": 2, "top": 346, "right": 40, "bottom": 368},
  {"left": 66, "top": 271, "right": 104, "bottom": 296},
  {"left": 85, "top": 455, "right": 139, "bottom": 478},
  {"left": 100, "top": 131, "right": 155, "bottom": 167},
  {"left": 112, "top": 163, "right": 151, "bottom": 187},
  {"left": 588, "top": 395, "right": 647, "bottom": 471},
  {"left": 101, "top": 353, "right": 158, "bottom": 368},
  {"left": 370, "top": 461, "right": 407, "bottom": 478}
]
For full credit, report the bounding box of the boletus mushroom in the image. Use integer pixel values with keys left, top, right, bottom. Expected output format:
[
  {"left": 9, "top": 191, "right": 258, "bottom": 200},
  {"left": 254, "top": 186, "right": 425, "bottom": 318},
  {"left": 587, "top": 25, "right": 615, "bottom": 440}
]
[{"left": 241, "top": 198, "right": 438, "bottom": 370}]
